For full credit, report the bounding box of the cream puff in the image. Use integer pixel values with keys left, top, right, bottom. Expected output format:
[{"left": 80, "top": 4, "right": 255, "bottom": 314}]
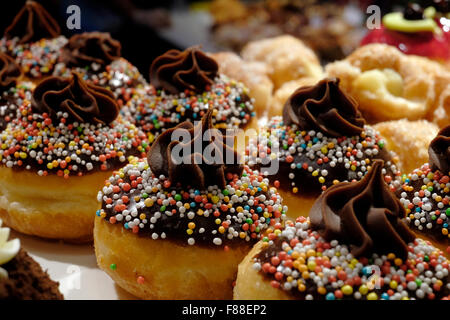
[
  {"left": 325, "top": 43, "right": 450, "bottom": 124},
  {"left": 246, "top": 78, "right": 400, "bottom": 219},
  {"left": 0, "top": 72, "right": 148, "bottom": 242},
  {"left": 0, "top": 1, "right": 67, "bottom": 81},
  {"left": 120, "top": 47, "right": 256, "bottom": 143},
  {"left": 241, "top": 35, "right": 324, "bottom": 90},
  {"left": 396, "top": 126, "right": 450, "bottom": 255},
  {"left": 0, "top": 219, "right": 63, "bottom": 299},
  {"left": 235, "top": 160, "right": 450, "bottom": 300},
  {"left": 94, "top": 109, "right": 286, "bottom": 299}
]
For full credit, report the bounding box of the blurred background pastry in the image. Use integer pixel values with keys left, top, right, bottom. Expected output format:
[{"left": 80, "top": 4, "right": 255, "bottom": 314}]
[
  {"left": 361, "top": 2, "right": 450, "bottom": 64},
  {"left": 240, "top": 35, "right": 324, "bottom": 91}
]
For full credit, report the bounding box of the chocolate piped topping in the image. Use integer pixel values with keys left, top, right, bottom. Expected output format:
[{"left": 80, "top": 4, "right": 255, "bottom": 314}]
[
  {"left": 310, "top": 160, "right": 415, "bottom": 259},
  {"left": 4, "top": 0, "right": 60, "bottom": 44},
  {"left": 150, "top": 47, "right": 219, "bottom": 94},
  {"left": 147, "top": 108, "right": 243, "bottom": 189},
  {"left": 32, "top": 72, "right": 119, "bottom": 125},
  {"left": 60, "top": 32, "right": 121, "bottom": 69},
  {"left": 0, "top": 53, "right": 21, "bottom": 90},
  {"left": 428, "top": 125, "right": 450, "bottom": 174},
  {"left": 282, "top": 78, "right": 365, "bottom": 138}
]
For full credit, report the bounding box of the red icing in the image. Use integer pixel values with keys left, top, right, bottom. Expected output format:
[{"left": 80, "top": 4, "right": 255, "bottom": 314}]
[{"left": 361, "top": 21, "right": 450, "bottom": 61}]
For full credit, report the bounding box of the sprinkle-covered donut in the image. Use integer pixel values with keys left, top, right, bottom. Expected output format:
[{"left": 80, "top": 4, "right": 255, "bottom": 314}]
[
  {"left": 243, "top": 161, "right": 450, "bottom": 300},
  {"left": 397, "top": 126, "right": 450, "bottom": 252},
  {"left": 97, "top": 109, "right": 284, "bottom": 246},
  {"left": 0, "top": 1, "right": 67, "bottom": 79},
  {"left": 246, "top": 78, "right": 400, "bottom": 195},
  {"left": 0, "top": 72, "right": 148, "bottom": 178},
  {"left": 120, "top": 47, "right": 255, "bottom": 141}
]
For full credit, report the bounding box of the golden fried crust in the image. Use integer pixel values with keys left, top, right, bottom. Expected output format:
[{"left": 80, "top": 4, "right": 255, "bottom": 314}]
[
  {"left": 0, "top": 167, "right": 112, "bottom": 242},
  {"left": 94, "top": 216, "right": 252, "bottom": 300},
  {"left": 241, "top": 35, "right": 324, "bottom": 90},
  {"left": 325, "top": 44, "right": 442, "bottom": 123},
  {"left": 270, "top": 77, "right": 322, "bottom": 118},
  {"left": 211, "top": 52, "right": 273, "bottom": 116},
  {"left": 373, "top": 119, "right": 439, "bottom": 174},
  {"left": 234, "top": 241, "right": 292, "bottom": 300}
]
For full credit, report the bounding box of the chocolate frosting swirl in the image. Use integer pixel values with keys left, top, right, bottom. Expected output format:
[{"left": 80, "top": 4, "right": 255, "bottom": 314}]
[
  {"left": 428, "top": 125, "right": 450, "bottom": 174},
  {"left": 0, "top": 53, "right": 21, "bottom": 90},
  {"left": 147, "top": 109, "right": 243, "bottom": 189},
  {"left": 4, "top": 0, "right": 60, "bottom": 44},
  {"left": 32, "top": 72, "right": 119, "bottom": 124},
  {"left": 310, "top": 160, "right": 415, "bottom": 259},
  {"left": 60, "top": 32, "right": 121, "bottom": 68},
  {"left": 283, "top": 78, "right": 365, "bottom": 137},
  {"left": 150, "top": 47, "right": 219, "bottom": 94}
]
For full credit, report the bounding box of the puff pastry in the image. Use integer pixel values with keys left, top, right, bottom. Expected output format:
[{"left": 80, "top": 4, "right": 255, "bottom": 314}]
[
  {"left": 373, "top": 119, "right": 439, "bottom": 174},
  {"left": 241, "top": 35, "right": 324, "bottom": 90},
  {"left": 325, "top": 44, "right": 449, "bottom": 123}
]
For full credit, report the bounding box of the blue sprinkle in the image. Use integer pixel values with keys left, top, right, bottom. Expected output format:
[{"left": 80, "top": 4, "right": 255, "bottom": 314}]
[{"left": 326, "top": 293, "right": 335, "bottom": 300}]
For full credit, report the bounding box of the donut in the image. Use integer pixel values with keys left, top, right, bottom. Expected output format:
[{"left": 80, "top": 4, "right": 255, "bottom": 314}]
[
  {"left": 240, "top": 35, "right": 324, "bottom": 90},
  {"left": 373, "top": 119, "right": 439, "bottom": 174},
  {"left": 120, "top": 47, "right": 256, "bottom": 143},
  {"left": 395, "top": 126, "right": 450, "bottom": 255},
  {"left": 52, "top": 32, "right": 146, "bottom": 104},
  {"left": 94, "top": 109, "right": 286, "bottom": 299},
  {"left": 325, "top": 43, "right": 450, "bottom": 124},
  {"left": 0, "top": 72, "right": 148, "bottom": 242},
  {"left": 361, "top": 2, "right": 450, "bottom": 63},
  {"left": 210, "top": 51, "right": 273, "bottom": 116},
  {"left": 246, "top": 78, "right": 400, "bottom": 219},
  {"left": 0, "top": 219, "right": 63, "bottom": 299},
  {"left": 234, "top": 160, "right": 450, "bottom": 300},
  {"left": 0, "top": 1, "right": 67, "bottom": 81}
]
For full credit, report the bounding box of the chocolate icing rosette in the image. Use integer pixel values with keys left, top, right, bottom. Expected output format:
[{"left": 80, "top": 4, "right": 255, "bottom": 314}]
[
  {"left": 396, "top": 126, "right": 450, "bottom": 254},
  {"left": 234, "top": 161, "right": 450, "bottom": 300},
  {"left": 246, "top": 78, "right": 400, "bottom": 218},
  {"left": 0, "top": 1, "right": 67, "bottom": 80},
  {"left": 53, "top": 32, "right": 146, "bottom": 103},
  {"left": 120, "top": 47, "right": 255, "bottom": 143},
  {"left": 94, "top": 108, "right": 285, "bottom": 299},
  {"left": 0, "top": 72, "right": 149, "bottom": 242}
]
